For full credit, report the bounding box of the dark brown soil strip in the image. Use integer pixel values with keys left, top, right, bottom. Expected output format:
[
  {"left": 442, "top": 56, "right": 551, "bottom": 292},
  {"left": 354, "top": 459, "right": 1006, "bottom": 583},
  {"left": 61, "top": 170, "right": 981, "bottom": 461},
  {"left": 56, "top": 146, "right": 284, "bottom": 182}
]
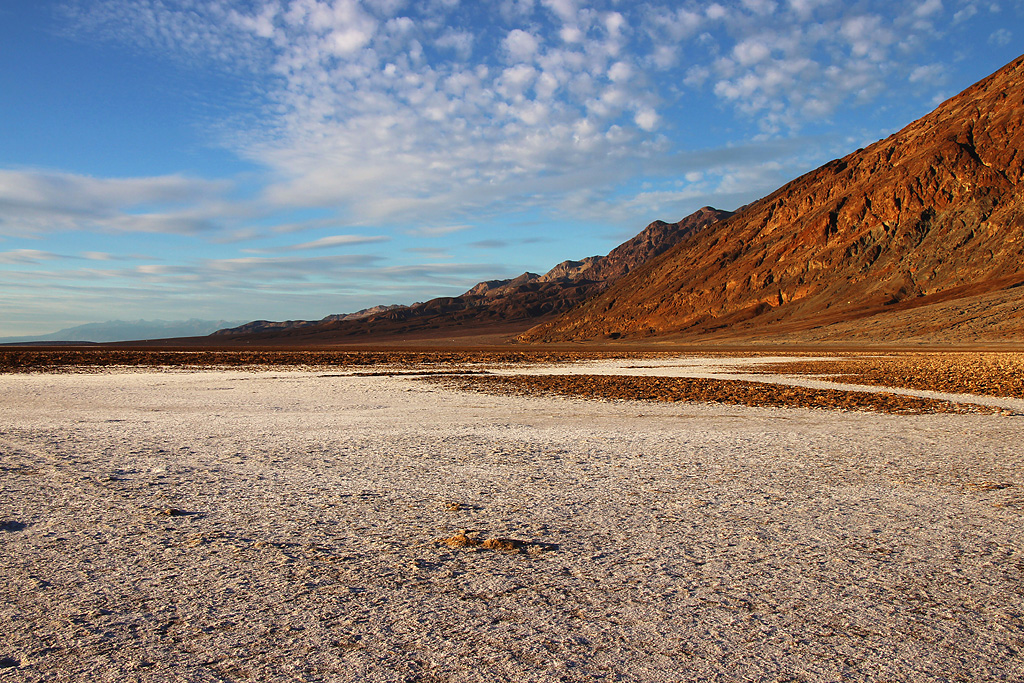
[
  {"left": 0, "top": 349, "right": 641, "bottom": 373},
  {"left": 429, "top": 373, "right": 997, "bottom": 414}
]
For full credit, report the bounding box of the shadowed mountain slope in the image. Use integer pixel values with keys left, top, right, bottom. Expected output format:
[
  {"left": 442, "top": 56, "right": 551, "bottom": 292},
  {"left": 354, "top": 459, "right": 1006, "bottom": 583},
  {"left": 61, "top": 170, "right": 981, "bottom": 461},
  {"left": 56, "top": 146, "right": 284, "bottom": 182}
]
[
  {"left": 214, "top": 207, "right": 731, "bottom": 343},
  {"left": 521, "top": 54, "right": 1024, "bottom": 344}
]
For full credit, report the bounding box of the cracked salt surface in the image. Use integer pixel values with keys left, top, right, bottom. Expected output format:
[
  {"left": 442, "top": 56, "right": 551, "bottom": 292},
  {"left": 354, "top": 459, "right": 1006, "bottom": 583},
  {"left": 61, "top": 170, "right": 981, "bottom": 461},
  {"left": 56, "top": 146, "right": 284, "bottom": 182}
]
[{"left": 1, "top": 365, "right": 1023, "bottom": 682}]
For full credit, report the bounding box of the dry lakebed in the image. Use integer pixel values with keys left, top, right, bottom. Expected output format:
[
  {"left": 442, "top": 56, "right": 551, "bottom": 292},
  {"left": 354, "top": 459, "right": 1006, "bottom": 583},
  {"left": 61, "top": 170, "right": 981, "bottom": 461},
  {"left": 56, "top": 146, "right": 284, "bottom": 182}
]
[{"left": 1, "top": 352, "right": 1023, "bottom": 682}]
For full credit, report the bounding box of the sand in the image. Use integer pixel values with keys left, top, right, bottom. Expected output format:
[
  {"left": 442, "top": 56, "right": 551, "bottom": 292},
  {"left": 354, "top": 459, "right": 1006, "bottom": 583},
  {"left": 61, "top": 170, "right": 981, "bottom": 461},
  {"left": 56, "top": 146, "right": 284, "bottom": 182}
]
[{"left": 2, "top": 356, "right": 1023, "bottom": 682}]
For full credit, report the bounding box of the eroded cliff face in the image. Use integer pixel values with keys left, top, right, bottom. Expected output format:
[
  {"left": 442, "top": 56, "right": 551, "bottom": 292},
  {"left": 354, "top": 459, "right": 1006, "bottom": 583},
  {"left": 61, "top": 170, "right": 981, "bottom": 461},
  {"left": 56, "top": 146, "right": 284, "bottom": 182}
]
[{"left": 522, "top": 55, "right": 1024, "bottom": 343}]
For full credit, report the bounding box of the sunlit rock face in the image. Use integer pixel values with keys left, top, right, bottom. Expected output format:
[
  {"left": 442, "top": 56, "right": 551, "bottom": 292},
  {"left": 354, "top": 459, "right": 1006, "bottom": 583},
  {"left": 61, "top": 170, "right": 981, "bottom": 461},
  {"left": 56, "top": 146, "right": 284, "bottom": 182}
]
[{"left": 523, "top": 55, "right": 1024, "bottom": 344}]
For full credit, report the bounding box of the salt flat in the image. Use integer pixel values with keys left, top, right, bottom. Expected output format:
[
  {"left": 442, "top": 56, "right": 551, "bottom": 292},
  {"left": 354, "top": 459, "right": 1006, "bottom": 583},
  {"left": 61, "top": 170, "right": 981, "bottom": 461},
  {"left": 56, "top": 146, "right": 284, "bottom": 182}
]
[{"left": 1, "top": 359, "right": 1023, "bottom": 682}]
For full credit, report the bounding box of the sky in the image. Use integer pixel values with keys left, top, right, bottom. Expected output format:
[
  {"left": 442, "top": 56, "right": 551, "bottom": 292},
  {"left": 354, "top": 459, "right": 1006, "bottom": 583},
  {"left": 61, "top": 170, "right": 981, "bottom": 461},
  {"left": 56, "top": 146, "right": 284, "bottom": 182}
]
[{"left": 1, "top": 0, "right": 1021, "bottom": 336}]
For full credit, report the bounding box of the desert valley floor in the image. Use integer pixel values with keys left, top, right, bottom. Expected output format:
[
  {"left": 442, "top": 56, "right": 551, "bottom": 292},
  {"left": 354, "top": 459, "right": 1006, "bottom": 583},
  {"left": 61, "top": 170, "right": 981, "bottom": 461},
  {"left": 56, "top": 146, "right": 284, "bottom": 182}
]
[{"left": 1, "top": 352, "right": 1023, "bottom": 682}]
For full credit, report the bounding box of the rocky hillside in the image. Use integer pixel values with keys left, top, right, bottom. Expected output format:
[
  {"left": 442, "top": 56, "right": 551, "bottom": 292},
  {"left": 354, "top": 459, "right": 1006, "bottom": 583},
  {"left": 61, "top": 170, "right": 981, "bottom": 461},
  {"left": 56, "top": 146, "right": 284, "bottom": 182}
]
[
  {"left": 214, "top": 206, "right": 731, "bottom": 342},
  {"left": 522, "top": 54, "right": 1024, "bottom": 344}
]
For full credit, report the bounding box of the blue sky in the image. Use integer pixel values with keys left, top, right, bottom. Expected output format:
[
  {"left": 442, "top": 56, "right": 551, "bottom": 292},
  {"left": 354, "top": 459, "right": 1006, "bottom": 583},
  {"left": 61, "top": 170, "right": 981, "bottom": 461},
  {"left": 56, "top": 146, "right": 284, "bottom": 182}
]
[{"left": 1, "top": 0, "right": 1021, "bottom": 336}]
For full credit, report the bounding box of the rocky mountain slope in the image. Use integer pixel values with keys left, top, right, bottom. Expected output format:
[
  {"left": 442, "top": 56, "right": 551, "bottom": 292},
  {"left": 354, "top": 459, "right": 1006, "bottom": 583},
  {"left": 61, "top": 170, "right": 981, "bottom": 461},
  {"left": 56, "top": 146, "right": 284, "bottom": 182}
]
[
  {"left": 522, "top": 54, "right": 1024, "bottom": 344},
  {"left": 214, "top": 207, "right": 730, "bottom": 342}
]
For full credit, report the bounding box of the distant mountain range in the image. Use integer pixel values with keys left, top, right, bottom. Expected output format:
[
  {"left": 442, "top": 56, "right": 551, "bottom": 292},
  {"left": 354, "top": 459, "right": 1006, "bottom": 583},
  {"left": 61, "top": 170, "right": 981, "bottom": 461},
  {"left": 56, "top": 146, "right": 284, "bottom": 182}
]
[
  {"left": 0, "top": 319, "right": 246, "bottom": 344},
  {"left": 212, "top": 206, "right": 731, "bottom": 343}
]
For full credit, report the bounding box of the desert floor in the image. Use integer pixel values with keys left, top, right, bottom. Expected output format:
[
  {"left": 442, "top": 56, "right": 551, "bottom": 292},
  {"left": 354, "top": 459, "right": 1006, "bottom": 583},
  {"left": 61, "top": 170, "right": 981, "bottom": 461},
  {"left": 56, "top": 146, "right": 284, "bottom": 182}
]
[{"left": 2, "top": 354, "right": 1023, "bottom": 682}]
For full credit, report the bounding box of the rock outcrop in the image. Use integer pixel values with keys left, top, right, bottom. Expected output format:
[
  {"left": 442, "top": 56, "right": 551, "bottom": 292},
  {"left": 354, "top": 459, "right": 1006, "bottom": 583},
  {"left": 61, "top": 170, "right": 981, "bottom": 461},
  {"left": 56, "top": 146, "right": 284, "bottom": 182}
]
[{"left": 522, "top": 54, "right": 1024, "bottom": 343}]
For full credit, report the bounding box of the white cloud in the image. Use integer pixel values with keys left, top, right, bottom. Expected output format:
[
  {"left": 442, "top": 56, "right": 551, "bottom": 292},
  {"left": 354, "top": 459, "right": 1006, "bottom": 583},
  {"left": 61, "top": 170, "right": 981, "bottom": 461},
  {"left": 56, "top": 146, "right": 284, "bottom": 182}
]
[
  {"left": 503, "top": 29, "right": 541, "bottom": 61},
  {"left": 742, "top": 0, "right": 778, "bottom": 15},
  {"left": 909, "top": 63, "right": 945, "bottom": 83},
  {"left": 914, "top": 0, "right": 944, "bottom": 17},
  {"left": 989, "top": 28, "right": 1012, "bottom": 45},
  {"left": 559, "top": 25, "right": 584, "bottom": 43},
  {"left": 645, "top": 7, "right": 703, "bottom": 41},
  {"left": 500, "top": 0, "right": 535, "bottom": 20},
  {"left": 634, "top": 108, "right": 659, "bottom": 132},
  {"left": 787, "top": 0, "right": 834, "bottom": 19},
  {"left": 706, "top": 4, "right": 729, "bottom": 21},
  {"left": 542, "top": 0, "right": 577, "bottom": 22},
  {"left": 81, "top": 251, "right": 118, "bottom": 261},
  {"left": 733, "top": 39, "right": 772, "bottom": 66},
  {"left": 840, "top": 15, "right": 895, "bottom": 59},
  {"left": 54, "top": 0, "right": 1001, "bottom": 238},
  {"left": 247, "top": 234, "right": 391, "bottom": 253},
  {"left": 0, "top": 169, "right": 234, "bottom": 236},
  {"left": 435, "top": 29, "right": 474, "bottom": 58},
  {"left": 649, "top": 44, "right": 678, "bottom": 69},
  {"left": 607, "top": 61, "right": 632, "bottom": 82},
  {"left": 603, "top": 11, "right": 626, "bottom": 37},
  {"left": 0, "top": 249, "right": 61, "bottom": 265},
  {"left": 403, "top": 224, "right": 474, "bottom": 237},
  {"left": 684, "top": 65, "right": 711, "bottom": 87},
  {"left": 953, "top": 4, "right": 979, "bottom": 22}
]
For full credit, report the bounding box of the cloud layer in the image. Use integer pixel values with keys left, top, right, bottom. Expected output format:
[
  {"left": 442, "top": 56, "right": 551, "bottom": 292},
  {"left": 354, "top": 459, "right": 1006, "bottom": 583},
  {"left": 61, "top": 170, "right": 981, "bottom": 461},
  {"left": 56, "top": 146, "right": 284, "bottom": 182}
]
[
  {"left": 0, "top": 0, "right": 1017, "bottom": 334},
  {"left": 56, "top": 0, "right": 1004, "bottom": 227}
]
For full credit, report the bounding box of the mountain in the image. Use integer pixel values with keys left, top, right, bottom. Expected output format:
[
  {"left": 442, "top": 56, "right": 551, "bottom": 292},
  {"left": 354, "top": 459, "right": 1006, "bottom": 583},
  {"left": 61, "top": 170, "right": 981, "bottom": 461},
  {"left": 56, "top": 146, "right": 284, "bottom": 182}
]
[
  {"left": 218, "top": 305, "right": 406, "bottom": 336},
  {"left": 522, "top": 54, "right": 1024, "bottom": 345},
  {"left": 212, "top": 206, "right": 731, "bottom": 343},
  {"left": 0, "top": 319, "right": 246, "bottom": 344}
]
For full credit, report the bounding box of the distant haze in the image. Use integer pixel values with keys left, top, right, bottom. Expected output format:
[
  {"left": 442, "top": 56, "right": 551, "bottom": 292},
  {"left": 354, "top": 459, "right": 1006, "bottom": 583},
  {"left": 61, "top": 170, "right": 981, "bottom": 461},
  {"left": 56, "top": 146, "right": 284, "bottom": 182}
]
[{"left": 0, "top": 320, "right": 245, "bottom": 344}]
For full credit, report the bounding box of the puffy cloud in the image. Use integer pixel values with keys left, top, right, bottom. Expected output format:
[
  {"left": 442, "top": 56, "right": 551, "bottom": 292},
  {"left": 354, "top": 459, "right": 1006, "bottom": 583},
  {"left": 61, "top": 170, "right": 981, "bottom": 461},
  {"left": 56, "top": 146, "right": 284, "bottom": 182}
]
[
  {"left": 840, "top": 15, "right": 895, "bottom": 59},
  {"left": 54, "top": 0, "right": 1008, "bottom": 238},
  {"left": 989, "top": 28, "right": 1012, "bottom": 45},
  {"left": 542, "top": 0, "right": 577, "bottom": 22},
  {"left": 603, "top": 11, "right": 626, "bottom": 37},
  {"left": 634, "top": 108, "right": 659, "bottom": 132},
  {"left": 733, "top": 39, "right": 772, "bottom": 66},
  {"left": 435, "top": 29, "right": 474, "bottom": 58},
  {"left": 705, "top": 4, "right": 729, "bottom": 20},
  {"left": 559, "top": 25, "right": 584, "bottom": 43},
  {"left": 953, "top": 4, "right": 978, "bottom": 22},
  {"left": 914, "top": 0, "right": 944, "bottom": 17},
  {"left": 742, "top": 0, "right": 778, "bottom": 14},
  {"left": 607, "top": 61, "right": 632, "bottom": 82},
  {"left": 644, "top": 7, "right": 703, "bottom": 41},
  {"left": 503, "top": 28, "right": 541, "bottom": 61},
  {"left": 909, "top": 63, "right": 945, "bottom": 83}
]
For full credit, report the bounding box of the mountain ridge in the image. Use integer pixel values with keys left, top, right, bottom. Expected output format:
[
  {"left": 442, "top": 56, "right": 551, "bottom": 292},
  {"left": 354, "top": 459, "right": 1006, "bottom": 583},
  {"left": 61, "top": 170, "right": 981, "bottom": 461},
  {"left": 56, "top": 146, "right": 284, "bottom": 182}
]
[
  {"left": 212, "top": 206, "right": 731, "bottom": 342},
  {"left": 521, "top": 54, "right": 1024, "bottom": 344}
]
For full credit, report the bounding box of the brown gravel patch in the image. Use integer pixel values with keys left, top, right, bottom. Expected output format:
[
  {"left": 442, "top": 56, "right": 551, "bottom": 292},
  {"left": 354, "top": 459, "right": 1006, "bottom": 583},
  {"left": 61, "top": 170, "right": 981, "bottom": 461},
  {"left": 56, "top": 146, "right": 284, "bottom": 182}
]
[
  {"left": 0, "top": 349, "right": 643, "bottom": 373},
  {"left": 755, "top": 352, "right": 1024, "bottom": 399},
  {"left": 431, "top": 373, "right": 997, "bottom": 414}
]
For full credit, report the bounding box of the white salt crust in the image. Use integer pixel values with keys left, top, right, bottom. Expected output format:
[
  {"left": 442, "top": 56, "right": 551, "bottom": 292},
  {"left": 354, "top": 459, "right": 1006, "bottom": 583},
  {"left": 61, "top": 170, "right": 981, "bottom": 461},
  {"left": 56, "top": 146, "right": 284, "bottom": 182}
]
[{"left": 1, "top": 359, "right": 1022, "bottom": 682}]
